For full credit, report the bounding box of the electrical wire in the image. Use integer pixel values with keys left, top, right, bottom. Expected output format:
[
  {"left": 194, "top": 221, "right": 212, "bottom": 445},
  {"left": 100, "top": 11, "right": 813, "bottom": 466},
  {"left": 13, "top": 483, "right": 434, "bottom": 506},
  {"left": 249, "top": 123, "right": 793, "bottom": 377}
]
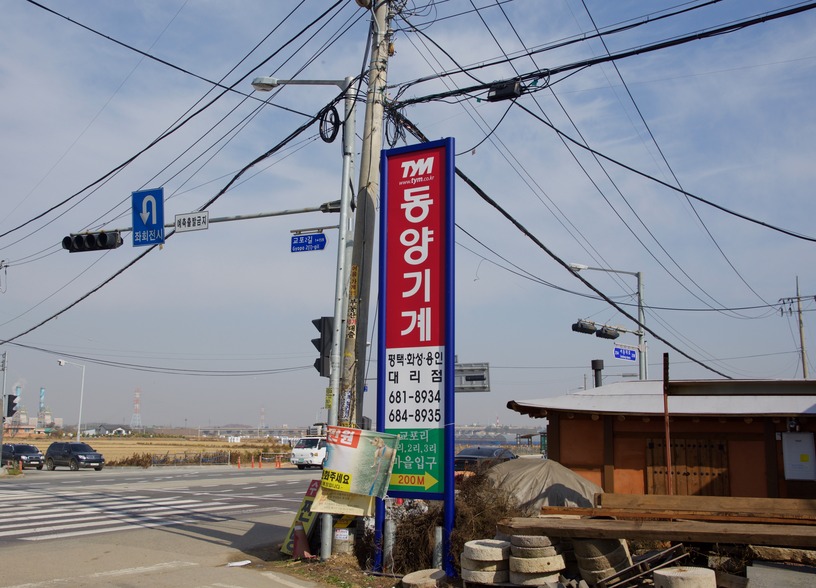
[
  {"left": 1, "top": 0, "right": 347, "bottom": 245},
  {"left": 393, "top": 109, "right": 733, "bottom": 377},
  {"left": 395, "top": 2, "right": 816, "bottom": 108},
  {"left": 390, "top": 0, "right": 726, "bottom": 98},
  {"left": 514, "top": 101, "right": 816, "bottom": 243},
  {"left": 0, "top": 97, "right": 342, "bottom": 350},
  {"left": 577, "top": 0, "right": 772, "bottom": 309}
]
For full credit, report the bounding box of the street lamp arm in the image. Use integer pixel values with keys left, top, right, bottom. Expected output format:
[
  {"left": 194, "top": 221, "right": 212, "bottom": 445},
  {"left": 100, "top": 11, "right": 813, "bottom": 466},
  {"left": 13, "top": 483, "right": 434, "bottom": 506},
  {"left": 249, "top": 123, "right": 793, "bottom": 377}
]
[
  {"left": 252, "top": 76, "right": 352, "bottom": 92},
  {"left": 569, "top": 262, "right": 639, "bottom": 278}
]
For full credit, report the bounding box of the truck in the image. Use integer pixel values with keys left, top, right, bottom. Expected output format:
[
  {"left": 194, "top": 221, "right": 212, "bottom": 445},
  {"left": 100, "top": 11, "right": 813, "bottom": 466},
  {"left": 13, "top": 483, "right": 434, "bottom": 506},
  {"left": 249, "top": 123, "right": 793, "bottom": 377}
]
[{"left": 290, "top": 436, "right": 327, "bottom": 469}]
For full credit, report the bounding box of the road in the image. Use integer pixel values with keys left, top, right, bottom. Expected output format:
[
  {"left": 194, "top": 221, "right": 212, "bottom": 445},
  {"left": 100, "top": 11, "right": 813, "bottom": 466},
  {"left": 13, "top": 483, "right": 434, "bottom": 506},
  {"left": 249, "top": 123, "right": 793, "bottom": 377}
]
[{"left": 0, "top": 465, "right": 328, "bottom": 588}]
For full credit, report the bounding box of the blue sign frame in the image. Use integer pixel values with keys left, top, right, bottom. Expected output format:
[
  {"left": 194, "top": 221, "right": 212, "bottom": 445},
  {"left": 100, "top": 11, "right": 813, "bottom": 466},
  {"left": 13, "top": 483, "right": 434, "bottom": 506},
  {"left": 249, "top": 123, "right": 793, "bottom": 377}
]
[
  {"left": 614, "top": 346, "right": 638, "bottom": 361},
  {"left": 376, "top": 137, "right": 456, "bottom": 576},
  {"left": 132, "top": 188, "right": 165, "bottom": 247},
  {"left": 291, "top": 233, "right": 327, "bottom": 252}
]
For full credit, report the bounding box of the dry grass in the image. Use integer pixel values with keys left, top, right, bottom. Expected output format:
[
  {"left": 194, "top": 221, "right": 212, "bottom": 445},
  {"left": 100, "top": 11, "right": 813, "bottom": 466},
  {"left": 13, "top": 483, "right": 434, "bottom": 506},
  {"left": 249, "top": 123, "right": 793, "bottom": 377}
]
[
  {"left": 5, "top": 436, "right": 290, "bottom": 463},
  {"left": 351, "top": 472, "right": 523, "bottom": 577}
]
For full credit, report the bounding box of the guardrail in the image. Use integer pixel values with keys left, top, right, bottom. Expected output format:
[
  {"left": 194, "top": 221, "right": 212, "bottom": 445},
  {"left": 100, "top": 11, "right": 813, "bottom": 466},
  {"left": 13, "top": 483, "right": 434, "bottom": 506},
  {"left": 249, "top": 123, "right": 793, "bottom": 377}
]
[{"left": 260, "top": 452, "right": 290, "bottom": 468}]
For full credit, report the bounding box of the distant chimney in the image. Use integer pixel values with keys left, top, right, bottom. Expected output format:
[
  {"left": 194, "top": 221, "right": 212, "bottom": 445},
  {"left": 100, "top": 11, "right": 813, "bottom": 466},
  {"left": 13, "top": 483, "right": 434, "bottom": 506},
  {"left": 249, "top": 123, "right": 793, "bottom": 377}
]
[{"left": 591, "top": 359, "right": 604, "bottom": 388}]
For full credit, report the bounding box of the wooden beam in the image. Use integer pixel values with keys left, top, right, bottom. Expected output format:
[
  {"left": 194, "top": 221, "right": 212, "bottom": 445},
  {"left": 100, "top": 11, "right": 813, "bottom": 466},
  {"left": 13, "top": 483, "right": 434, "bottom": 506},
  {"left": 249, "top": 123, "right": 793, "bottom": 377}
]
[
  {"left": 602, "top": 415, "right": 614, "bottom": 493},
  {"left": 497, "top": 517, "right": 816, "bottom": 548},
  {"left": 538, "top": 506, "right": 816, "bottom": 526},
  {"left": 595, "top": 493, "right": 816, "bottom": 517}
]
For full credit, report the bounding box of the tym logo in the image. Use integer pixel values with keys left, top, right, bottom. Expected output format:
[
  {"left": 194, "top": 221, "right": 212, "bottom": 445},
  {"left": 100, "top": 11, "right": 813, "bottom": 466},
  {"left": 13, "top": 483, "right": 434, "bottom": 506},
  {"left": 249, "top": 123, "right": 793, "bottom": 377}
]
[{"left": 401, "top": 157, "right": 434, "bottom": 178}]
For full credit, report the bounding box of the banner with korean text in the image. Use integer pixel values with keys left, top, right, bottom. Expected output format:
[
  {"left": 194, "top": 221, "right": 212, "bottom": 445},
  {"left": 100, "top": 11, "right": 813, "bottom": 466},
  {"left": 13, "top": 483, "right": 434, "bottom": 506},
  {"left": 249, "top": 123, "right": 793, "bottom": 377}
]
[
  {"left": 321, "top": 426, "right": 399, "bottom": 498},
  {"left": 378, "top": 138, "right": 455, "bottom": 501}
]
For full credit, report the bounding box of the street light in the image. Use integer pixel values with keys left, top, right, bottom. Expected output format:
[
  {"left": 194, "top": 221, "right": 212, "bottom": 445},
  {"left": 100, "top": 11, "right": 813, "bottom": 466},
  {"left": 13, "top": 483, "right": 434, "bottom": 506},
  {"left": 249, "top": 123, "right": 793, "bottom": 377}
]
[
  {"left": 569, "top": 263, "right": 647, "bottom": 380},
  {"left": 252, "top": 75, "right": 355, "bottom": 432},
  {"left": 252, "top": 75, "right": 356, "bottom": 562},
  {"left": 57, "top": 359, "right": 86, "bottom": 441}
]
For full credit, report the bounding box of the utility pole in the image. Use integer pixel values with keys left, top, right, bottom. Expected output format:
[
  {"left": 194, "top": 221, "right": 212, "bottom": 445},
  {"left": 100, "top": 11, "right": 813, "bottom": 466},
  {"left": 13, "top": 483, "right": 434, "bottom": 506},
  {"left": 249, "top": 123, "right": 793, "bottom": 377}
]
[
  {"left": 780, "top": 276, "right": 812, "bottom": 379},
  {"left": 0, "top": 352, "right": 6, "bottom": 453},
  {"left": 340, "top": 0, "right": 393, "bottom": 427}
]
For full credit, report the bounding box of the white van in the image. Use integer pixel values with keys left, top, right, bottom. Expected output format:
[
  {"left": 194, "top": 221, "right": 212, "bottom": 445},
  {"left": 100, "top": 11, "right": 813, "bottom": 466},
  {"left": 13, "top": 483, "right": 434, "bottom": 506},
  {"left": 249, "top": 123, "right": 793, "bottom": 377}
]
[{"left": 290, "top": 436, "right": 327, "bottom": 469}]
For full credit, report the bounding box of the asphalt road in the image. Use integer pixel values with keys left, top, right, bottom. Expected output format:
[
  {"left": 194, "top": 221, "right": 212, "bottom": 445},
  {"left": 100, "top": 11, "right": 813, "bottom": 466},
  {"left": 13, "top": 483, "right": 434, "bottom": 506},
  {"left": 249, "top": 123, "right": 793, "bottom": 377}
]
[{"left": 0, "top": 465, "right": 329, "bottom": 587}]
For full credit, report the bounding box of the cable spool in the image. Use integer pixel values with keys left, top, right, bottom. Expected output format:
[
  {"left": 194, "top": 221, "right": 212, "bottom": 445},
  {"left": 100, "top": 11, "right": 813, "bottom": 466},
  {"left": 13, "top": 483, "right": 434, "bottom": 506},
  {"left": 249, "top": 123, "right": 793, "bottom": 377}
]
[{"left": 319, "top": 106, "right": 340, "bottom": 143}]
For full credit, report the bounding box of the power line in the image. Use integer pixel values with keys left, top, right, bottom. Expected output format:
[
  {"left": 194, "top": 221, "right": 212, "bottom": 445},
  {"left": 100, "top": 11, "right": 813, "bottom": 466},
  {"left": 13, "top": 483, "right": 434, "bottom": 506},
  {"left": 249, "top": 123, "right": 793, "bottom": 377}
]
[
  {"left": 391, "top": 109, "right": 732, "bottom": 378},
  {"left": 394, "top": 2, "right": 816, "bottom": 107},
  {"left": 1, "top": 0, "right": 348, "bottom": 245}
]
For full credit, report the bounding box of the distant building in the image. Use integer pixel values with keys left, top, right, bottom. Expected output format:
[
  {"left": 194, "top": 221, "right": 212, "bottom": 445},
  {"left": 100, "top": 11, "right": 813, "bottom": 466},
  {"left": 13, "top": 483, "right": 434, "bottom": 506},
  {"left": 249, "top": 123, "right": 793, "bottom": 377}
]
[{"left": 508, "top": 379, "right": 816, "bottom": 499}]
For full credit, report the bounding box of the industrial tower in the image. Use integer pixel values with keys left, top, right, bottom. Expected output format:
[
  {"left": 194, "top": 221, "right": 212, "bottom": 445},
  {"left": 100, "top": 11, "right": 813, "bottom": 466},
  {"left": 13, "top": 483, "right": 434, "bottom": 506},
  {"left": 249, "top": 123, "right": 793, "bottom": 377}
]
[{"left": 130, "top": 388, "right": 143, "bottom": 430}]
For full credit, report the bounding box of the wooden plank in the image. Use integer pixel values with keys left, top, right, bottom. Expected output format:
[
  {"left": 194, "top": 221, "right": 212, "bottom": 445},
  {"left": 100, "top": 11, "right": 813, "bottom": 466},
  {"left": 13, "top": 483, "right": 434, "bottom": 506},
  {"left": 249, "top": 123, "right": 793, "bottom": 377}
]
[
  {"left": 596, "top": 493, "right": 816, "bottom": 517},
  {"left": 497, "top": 517, "right": 816, "bottom": 549},
  {"left": 673, "top": 438, "right": 688, "bottom": 495},
  {"left": 646, "top": 438, "right": 665, "bottom": 495},
  {"left": 712, "top": 439, "right": 730, "bottom": 496}
]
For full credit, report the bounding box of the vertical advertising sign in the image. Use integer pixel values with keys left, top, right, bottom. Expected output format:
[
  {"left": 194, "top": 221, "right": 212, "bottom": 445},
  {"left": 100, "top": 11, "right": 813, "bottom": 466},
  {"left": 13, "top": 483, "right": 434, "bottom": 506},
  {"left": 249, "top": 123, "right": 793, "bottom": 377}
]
[{"left": 378, "top": 138, "right": 455, "bottom": 500}]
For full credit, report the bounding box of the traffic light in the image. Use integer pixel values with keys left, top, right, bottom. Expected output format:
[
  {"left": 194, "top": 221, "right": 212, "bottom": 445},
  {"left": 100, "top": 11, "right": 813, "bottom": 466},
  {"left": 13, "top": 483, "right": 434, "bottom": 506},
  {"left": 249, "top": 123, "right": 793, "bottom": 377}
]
[
  {"left": 6, "top": 394, "right": 19, "bottom": 418},
  {"left": 596, "top": 326, "right": 621, "bottom": 340},
  {"left": 62, "top": 230, "right": 123, "bottom": 253},
  {"left": 571, "top": 319, "right": 596, "bottom": 334},
  {"left": 312, "top": 316, "right": 334, "bottom": 378}
]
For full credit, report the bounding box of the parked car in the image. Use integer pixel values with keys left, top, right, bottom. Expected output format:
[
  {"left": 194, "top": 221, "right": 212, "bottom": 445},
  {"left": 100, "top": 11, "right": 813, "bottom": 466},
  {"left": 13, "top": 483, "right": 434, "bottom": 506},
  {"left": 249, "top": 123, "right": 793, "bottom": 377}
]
[
  {"left": 45, "top": 442, "right": 105, "bottom": 471},
  {"left": 290, "top": 436, "right": 327, "bottom": 469},
  {"left": 454, "top": 446, "right": 517, "bottom": 473},
  {"left": 2, "top": 443, "right": 45, "bottom": 469}
]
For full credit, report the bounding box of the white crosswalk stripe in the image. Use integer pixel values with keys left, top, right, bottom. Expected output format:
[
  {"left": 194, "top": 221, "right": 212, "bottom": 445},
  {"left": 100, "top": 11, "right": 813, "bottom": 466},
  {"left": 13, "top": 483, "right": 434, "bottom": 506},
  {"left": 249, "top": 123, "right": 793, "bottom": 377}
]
[{"left": 0, "top": 489, "right": 259, "bottom": 542}]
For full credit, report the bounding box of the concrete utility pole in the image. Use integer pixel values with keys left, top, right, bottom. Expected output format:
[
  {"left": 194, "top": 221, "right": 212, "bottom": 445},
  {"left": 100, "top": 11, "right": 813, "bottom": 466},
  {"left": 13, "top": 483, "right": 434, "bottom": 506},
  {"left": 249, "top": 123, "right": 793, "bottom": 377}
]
[
  {"left": 0, "top": 352, "right": 7, "bottom": 454},
  {"left": 780, "top": 276, "right": 812, "bottom": 379},
  {"left": 339, "top": 0, "right": 393, "bottom": 427}
]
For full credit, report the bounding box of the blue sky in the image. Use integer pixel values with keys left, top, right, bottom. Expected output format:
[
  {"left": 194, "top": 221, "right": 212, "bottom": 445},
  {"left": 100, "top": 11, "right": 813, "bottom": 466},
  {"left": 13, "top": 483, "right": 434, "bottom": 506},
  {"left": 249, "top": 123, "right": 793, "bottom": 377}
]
[{"left": 1, "top": 1, "right": 815, "bottom": 430}]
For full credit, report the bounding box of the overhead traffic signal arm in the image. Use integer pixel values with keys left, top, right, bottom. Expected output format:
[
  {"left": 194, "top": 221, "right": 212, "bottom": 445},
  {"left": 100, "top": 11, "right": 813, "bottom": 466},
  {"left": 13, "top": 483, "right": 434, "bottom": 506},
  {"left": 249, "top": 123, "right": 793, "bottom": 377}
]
[{"left": 62, "top": 230, "right": 123, "bottom": 253}]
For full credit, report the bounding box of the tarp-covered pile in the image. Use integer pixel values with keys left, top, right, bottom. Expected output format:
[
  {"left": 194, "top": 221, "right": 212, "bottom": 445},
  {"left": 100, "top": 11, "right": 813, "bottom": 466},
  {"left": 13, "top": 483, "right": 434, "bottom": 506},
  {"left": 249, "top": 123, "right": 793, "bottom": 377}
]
[{"left": 485, "top": 457, "right": 602, "bottom": 516}]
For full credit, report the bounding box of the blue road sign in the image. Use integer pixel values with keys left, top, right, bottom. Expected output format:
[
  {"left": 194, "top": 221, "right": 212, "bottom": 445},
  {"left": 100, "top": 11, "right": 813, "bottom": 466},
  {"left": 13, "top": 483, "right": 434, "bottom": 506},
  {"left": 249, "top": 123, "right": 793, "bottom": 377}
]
[
  {"left": 132, "top": 188, "right": 165, "bottom": 247},
  {"left": 291, "top": 233, "right": 327, "bottom": 252},
  {"left": 614, "top": 346, "right": 638, "bottom": 362}
]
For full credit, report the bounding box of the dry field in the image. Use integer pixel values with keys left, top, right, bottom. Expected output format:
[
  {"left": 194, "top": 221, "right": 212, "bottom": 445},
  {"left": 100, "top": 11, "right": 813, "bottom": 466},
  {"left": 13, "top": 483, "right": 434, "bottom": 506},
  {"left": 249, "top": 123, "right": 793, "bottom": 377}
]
[{"left": 6, "top": 436, "right": 289, "bottom": 462}]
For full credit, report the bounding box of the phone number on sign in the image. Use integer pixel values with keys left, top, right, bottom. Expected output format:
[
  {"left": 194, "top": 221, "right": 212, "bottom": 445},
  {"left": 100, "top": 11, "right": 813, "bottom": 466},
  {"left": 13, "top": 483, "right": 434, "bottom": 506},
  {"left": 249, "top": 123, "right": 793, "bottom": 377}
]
[
  {"left": 388, "top": 407, "right": 441, "bottom": 424},
  {"left": 388, "top": 389, "right": 441, "bottom": 404}
]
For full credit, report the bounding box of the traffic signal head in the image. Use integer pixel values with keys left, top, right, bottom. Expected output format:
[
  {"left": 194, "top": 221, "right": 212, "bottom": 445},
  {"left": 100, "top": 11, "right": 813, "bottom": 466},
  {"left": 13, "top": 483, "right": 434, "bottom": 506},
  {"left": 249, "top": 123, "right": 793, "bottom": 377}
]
[
  {"left": 596, "top": 326, "right": 621, "bottom": 340},
  {"left": 6, "top": 394, "right": 19, "bottom": 418},
  {"left": 571, "top": 319, "right": 596, "bottom": 335},
  {"left": 62, "top": 230, "right": 123, "bottom": 253},
  {"left": 312, "top": 316, "right": 334, "bottom": 378}
]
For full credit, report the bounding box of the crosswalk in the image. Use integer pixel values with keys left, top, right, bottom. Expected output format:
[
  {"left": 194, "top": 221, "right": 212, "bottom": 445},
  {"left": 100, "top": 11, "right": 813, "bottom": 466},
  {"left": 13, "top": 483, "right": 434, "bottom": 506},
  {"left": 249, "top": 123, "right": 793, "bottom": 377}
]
[{"left": 0, "top": 488, "right": 261, "bottom": 542}]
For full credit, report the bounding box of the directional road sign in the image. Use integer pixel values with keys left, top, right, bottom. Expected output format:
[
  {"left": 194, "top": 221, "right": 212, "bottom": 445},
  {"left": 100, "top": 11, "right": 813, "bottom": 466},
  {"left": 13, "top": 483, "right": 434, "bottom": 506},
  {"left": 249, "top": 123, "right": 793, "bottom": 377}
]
[
  {"left": 614, "top": 345, "right": 638, "bottom": 362},
  {"left": 291, "top": 233, "right": 327, "bottom": 252},
  {"left": 175, "top": 211, "right": 209, "bottom": 233},
  {"left": 132, "top": 188, "right": 165, "bottom": 247}
]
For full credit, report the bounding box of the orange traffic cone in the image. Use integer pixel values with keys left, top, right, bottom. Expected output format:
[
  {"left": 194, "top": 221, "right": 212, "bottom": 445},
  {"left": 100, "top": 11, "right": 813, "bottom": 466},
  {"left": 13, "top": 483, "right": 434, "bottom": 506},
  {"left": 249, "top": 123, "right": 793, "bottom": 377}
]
[
  {"left": 251, "top": 455, "right": 255, "bottom": 469},
  {"left": 237, "top": 456, "right": 241, "bottom": 469},
  {"left": 292, "top": 523, "right": 315, "bottom": 559}
]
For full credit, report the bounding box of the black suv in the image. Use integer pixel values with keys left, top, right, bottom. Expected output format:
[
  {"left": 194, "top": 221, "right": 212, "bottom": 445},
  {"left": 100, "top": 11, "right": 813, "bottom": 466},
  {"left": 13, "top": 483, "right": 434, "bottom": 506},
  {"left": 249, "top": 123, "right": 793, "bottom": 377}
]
[
  {"left": 2, "top": 443, "right": 45, "bottom": 469},
  {"left": 45, "top": 442, "right": 105, "bottom": 471}
]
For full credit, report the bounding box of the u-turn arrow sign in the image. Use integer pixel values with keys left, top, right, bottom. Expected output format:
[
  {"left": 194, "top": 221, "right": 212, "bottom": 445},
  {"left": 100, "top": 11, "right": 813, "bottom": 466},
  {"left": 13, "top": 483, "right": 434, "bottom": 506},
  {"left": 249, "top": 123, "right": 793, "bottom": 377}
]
[{"left": 132, "top": 188, "right": 165, "bottom": 247}]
